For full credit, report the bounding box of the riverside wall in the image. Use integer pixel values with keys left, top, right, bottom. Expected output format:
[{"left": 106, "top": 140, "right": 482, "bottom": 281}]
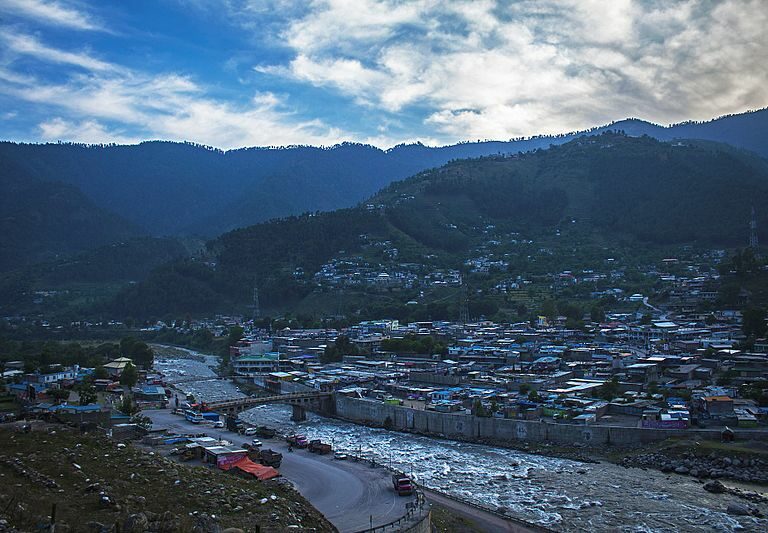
[{"left": 335, "top": 396, "right": 768, "bottom": 447}]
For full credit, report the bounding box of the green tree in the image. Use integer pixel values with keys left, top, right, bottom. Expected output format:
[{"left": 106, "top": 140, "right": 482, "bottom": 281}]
[
  {"left": 742, "top": 307, "right": 767, "bottom": 338},
  {"left": 77, "top": 383, "right": 97, "bottom": 406},
  {"left": 120, "top": 363, "right": 138, "bottom": 389},
  {"left": 472, "top": 399, "right": 488, "bottom": 417},
  {"left": 597, "top": 377, "right": 621, "bottom": 401},
  {"left": 47, "top": 388, "right": 70, "bottom": 403},
  {"left": 119, "top": 395, "right": 139, "bottom": 416},
  {"left": 93, "top": 365, "right": 109, "bottom": 380},
  {"left": 120, "top": 337, "right": 154, "bottom": 368}
]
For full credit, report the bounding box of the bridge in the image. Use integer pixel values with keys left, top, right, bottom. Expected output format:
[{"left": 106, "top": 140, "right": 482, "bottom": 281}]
[{"left": 205, "top": 391, "right": 334, "bottom": 422}]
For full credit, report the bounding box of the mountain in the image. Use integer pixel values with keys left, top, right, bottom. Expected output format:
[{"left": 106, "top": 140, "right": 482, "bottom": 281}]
[
  {"left": 0, "top": 157, "right": 143, "bottom": 271},
  {"left": 112, "top": 133, "right": 768, "bottom": 318},
  {"left": 1, "top": 108, "right": 766, "bottom": 239},
  {"left": 0, "top": 237, "right": 195, "bottom": 317}
]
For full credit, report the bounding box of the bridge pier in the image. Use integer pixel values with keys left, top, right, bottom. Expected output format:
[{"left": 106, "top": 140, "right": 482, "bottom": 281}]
[{"left": 291, "top": 404, "right": 307, "bottom": 422}]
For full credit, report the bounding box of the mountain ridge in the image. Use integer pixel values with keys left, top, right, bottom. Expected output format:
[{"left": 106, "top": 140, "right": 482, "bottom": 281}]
[
  {"left": 108, "top": 133, "right": 768, "bottom": 318},
  {"left": 1, "top": 108, "right": 766, "bottom": 239}
]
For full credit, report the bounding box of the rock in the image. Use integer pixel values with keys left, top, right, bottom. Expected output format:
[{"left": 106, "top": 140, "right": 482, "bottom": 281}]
[
  {"left": 704, "top": 481, "right": 727, "bottom": 494},
  {"left": 674, "top": 466, "right": 689, "bottom": 475},
  {"left": 222, "top": 530, "right": 244, "bottom": 533},
  {"left": 727, "top": 503, "right": 751, "bottom": 516},
  {"left": 123, "top": 513, "right": 149, "bottom": 532}
]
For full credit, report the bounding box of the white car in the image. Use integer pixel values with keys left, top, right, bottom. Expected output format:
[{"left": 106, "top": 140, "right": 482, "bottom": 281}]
[
  {"left": 243, "top": 427, "right": 258, "bottom": 436},
  {"left": 213, "top": 421, "right": 224, "bottom": 428},
  {"left": 251, "top": 439, "right": 263, "bottom": 447}
]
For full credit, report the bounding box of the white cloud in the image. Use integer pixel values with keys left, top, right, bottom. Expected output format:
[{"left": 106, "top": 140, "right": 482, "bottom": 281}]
[
  {"left": 255, "top": 0, "right": 768, "bottom": 141},
  {"left": 38, "top": 117, "right": 139, "bottom": 144},
  {"left": 0, "top": 31, "right": 117, "bottom": 72},
  {"left": 0, "top": 32, "right": 347, "bottom": 148},
  {"left": 0, "top": 0, "right": 103, "bottom": 31}
]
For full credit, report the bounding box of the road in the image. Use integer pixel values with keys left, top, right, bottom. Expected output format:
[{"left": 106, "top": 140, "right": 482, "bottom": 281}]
[
  {"left": 642, "top": 296, "right": 669, "bottom": 320},
  {"left": 147, "top": 409, "right": 412, "bottom": 532}
]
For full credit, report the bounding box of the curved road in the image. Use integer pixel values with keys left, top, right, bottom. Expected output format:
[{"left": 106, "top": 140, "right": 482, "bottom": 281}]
[{"left": 147, "top": 409, "right": 411, "bottom": 532}]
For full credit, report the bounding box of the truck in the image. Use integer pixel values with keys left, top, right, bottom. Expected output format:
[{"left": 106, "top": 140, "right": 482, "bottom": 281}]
[
  {"left": 308, "top": 439, "right": 332, "bottom": 454},
  {"left": 226, "top": 416, "right": 244, "bottom": 433},
  {"left": 258, "top": 448, "right": 283, "bottom": 468},
  {"left": 256, "top": 425, "right": 276, "bottom": 438},
  {"left": 202, "top": 412, "right": 220, "bottom": 422},
  {"left": 392, "top": 473, "right": 414, "bottom": 496},
  {"left": 286, "top": 434, "right": 309, "bottom": 448}
]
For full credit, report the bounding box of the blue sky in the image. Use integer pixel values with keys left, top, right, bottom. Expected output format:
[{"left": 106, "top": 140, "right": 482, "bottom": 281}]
[{"left": 0, "top": 0, "right": 766, "bottom": 149}]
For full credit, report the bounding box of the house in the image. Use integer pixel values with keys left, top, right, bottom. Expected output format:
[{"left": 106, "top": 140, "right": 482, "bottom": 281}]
[
  {"left": 233, "top": 353, "right": 290, "bottom": 376},
  {"left": 135, "top": 385, "right": 167, "bottom": 402},
  {"left": 703, "top": 396, "right": 734, "bottom": 417},
  {"left": 25, "top": 367, "right": 77, "bottom": 385},
  {"left": 103, "top": 357, "right": 134, "bottom": 377}
]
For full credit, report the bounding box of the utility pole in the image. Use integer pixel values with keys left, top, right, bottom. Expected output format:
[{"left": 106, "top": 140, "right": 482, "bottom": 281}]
[
  {"left": 459, "top": 282, "right": 469, "bottom": 325},
  {"left": 252, "top": 280, "right": 261, "bottom": 323},
  {"left": 749, "top": 206, "right": 760, "bottom": 258}
]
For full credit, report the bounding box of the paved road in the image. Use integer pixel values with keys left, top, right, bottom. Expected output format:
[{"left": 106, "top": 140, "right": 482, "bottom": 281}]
[{"left": 147, "top": 409, "right": 412, "bottom": 532}]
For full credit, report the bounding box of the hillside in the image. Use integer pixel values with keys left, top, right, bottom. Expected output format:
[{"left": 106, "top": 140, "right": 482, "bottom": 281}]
[
  {"left": 111, "top": 133, "right": 768, "bottom": 318},
  {"left": 0, "top": 423, "right": 333, "bottom": 532},
  {"left": 0, "top": 237, "right": 196, "bottom": 318},
  {"left": 0, "top": 158, "right": 143, "bottom": 271},
  {"left": 1, "top": 108, "right": 766, "bottom": 240}
]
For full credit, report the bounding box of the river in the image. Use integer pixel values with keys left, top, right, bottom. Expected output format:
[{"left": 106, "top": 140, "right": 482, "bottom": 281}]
[{"left": 154, "top": 349, "right": 768, "bottom": 532}]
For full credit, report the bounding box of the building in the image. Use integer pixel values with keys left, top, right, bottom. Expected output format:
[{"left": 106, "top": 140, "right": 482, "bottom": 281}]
[
  {"left": 233, "top": 353, "right": 291, "bottom": 376},
  {"left": 103, "top": 357, "right": 134, "bottom": 377}
]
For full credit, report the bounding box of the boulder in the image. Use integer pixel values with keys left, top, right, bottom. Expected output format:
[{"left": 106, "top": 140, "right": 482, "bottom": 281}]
[
  {"left": 726, "top": 503, "right": 750, "bottom": 516},
  {"left": 123, "top": 513, "right": 149, "bottom": 533},
  {"left": 703, "top": 481, "right": 727, "bottom": 494}
]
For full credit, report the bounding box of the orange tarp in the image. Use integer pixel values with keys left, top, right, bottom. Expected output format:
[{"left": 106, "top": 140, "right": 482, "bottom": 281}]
[{"left": 222, "top": 457, "right": 280, "bottom": 480}]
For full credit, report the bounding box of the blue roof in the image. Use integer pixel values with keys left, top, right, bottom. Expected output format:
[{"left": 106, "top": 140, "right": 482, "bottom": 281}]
[{"left": 36, "top": 403, "right": 102, "bottom": 412}]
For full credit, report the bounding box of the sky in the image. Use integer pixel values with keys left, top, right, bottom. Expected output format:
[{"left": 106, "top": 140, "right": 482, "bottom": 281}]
[{"left": 0, "top": 0, "right": 766, "bottom": 149}]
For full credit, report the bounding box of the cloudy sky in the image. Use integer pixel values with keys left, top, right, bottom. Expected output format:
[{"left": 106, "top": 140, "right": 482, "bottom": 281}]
[{"left": 0, "top": 0, "right": 766, "bottom": 148}]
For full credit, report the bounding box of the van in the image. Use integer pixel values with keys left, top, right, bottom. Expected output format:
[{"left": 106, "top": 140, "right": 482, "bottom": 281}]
[{"left": 243, "top": 427, "right": 258, "bottom": 436}]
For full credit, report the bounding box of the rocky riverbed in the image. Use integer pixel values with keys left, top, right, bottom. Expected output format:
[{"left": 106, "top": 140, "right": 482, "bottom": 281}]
[{"left": 623, "top": 450, "right": 768, "bottom": 485}]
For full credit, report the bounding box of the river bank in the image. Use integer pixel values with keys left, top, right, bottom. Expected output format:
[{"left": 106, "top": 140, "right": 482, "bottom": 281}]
[{"left": 152, "top": 347, "right": 768, "bottom": 531}]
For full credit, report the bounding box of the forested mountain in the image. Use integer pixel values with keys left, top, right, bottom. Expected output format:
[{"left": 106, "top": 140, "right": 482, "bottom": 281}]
[
  {"left": 0, "top": 158, "right": 142, "bottom": 271},
  {"left": 111, "top": 133, "right": 768, "bottom": 317},
  {"left": 1, "top": 108, "right": 766, "bottom": 239},
  {"left": 0, "top": 237, "right": 195, "bottom": 318}
]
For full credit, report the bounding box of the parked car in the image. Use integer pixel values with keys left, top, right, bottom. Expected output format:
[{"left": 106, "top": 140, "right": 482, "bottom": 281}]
[
  {"left": 251, "top": 439, "right": 263, "bottom": 447},
  {"left": 213, "top": 420, "right": 224, "bottom": 428},
  {"left": 333, "top": 452, "right": 348, "bottom": 460},
  {"left": 243, "top": 427, "right": 258, "bottom": 436}
]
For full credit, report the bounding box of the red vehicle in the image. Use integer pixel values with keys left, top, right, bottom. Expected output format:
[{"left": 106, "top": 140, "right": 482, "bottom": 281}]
[
  {"left": 286, "top": 434, "right": 309, "bottom": 448},
  {"left": 392, "top": 474, "right": 414, "bottom": 496}
]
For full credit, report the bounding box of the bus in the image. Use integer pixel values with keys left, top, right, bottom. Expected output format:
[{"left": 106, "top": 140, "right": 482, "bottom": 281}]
[{"left": 184, "top": 409, "right": 205, "bottom": 424}]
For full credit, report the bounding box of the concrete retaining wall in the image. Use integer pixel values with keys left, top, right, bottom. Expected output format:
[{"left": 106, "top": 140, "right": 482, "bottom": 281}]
[{"left": 335, "top": 396, "right": 768, "bottom": 447}]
